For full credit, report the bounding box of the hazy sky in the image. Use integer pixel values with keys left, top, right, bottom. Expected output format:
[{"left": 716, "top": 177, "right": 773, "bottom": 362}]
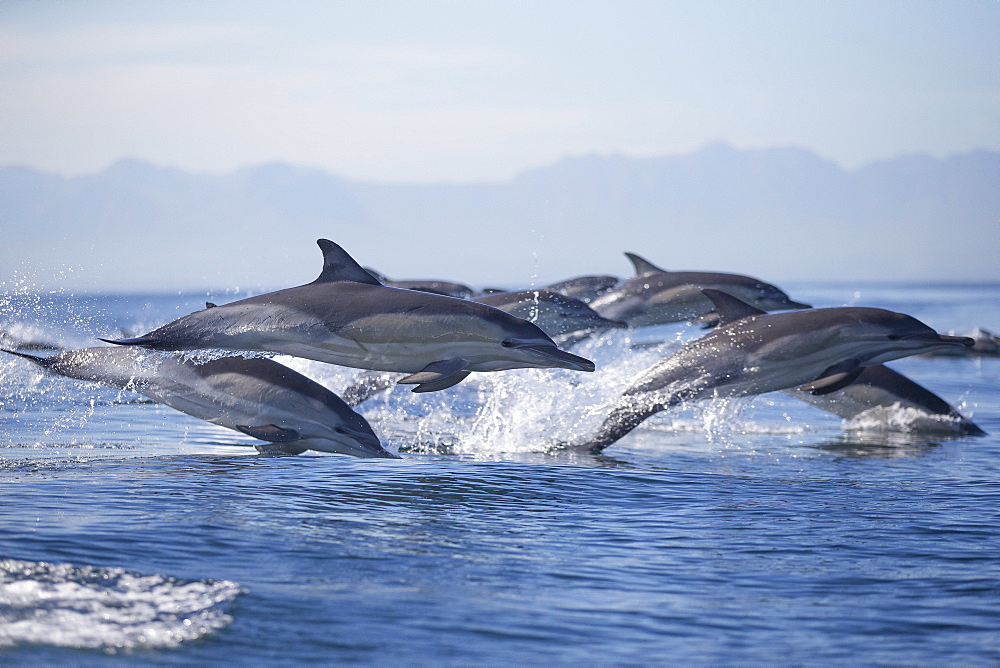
[{"left": 1, "top": 0, "right": 998, "bottom": 182}]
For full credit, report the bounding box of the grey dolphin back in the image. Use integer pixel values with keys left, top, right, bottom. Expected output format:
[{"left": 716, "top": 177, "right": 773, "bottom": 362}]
[{"left": 544, "top": 275, "right": 620, "bottom": 302}]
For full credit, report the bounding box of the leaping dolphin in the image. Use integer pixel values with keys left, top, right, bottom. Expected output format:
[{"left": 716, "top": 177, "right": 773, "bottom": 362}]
[
  {"left": 472, "top": 289, "right": 626, "bottom": 338},
  {"left": 336, "top": 289, "right": 626, "bottom": 406},
  {"left": 102, "top": 240, "right": 594, "bottom": 393},
  {"left": 576, "top": 290, "right": 975, "bottom": 451},
  {"left": 544, "top": 275, "right": 620, "bottom": 303},
  {"left": 0, "top": 325, "right": 64, "bottom": 351},
  {"left": 2, "top": 346, "right": 396, "bottom": 458},
  {"left": 363, "top": 267, "right": 475, "bottom": 299},
  {"left": 588, "top": 252, "right": 810, "bottom": 327},
  {"left": 787, "top": 364, "right": 985, "bottom": 436}
]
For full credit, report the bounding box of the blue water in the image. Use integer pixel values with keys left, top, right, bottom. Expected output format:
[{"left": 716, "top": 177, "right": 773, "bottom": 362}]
[{"left": 1, "top": 283, "right": 998, "bottom": 663}]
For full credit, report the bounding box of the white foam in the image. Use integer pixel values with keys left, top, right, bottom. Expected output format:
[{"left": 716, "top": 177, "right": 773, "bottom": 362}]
[
  {"left": 845, "top": 404, "right": 973, "bottom": 436},
  {"left": 0, "top": 558, "right": 244, "bottom": 652},
  {"left": 349, "top": 331, "right": 689, "bottom": 456}
]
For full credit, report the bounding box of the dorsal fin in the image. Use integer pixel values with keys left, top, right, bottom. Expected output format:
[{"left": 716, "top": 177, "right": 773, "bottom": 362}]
[
  {"left": 702, "top": 289, "right": 766, "bottom": 325},
  {"left": 624, "top": 252, "right": 665, "bottom": 276},
  {"left": 312, "top": 239, "right": 382, "bottom": 285}
]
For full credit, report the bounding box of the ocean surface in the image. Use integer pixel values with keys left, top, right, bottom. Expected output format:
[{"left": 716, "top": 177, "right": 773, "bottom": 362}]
[{"left": 1, "top": 282, "right": 998, "bottom": 664}]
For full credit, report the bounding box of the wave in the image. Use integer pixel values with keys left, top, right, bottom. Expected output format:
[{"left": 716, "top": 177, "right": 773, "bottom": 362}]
[{"left": 0, "top": 558, "right": 244, "bottom": 652}]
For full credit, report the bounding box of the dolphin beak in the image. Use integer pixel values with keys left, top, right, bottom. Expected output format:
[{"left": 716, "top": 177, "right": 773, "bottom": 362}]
[
  {"left": 338, "top": 426, "right": 401, "bottom": 458},
  {"left": 937, "top": 335, "right": 976, "bottom": 347},
  {"left": 518, "top": 344, "right": 596, "bottom": 372},
  {"left": 895, "top": 333, "right": 975, "bottom": 348},
  {"left": 1, "top": 348, "right": 50, "bottom": 365},
  {"left": 783, "top": 300, "right": 812, "bottom": 310}
]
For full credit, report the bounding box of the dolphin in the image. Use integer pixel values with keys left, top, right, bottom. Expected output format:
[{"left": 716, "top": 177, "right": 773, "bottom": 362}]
[
  {"left": 544, "top": 275, "right": 620, "bottom": 303},
  {"left": 102, "top": 239, "right": 594, "bottom": 393},
  {"left": 588, "top": 252, "right": 810, "bottom": 327},
  {"left": 0, "top": 325, "right": 64, "bottom": 351},
  {"left": 336, "top": 290, "right": 624, "bottom": 405},
  {"left": 363, "top": 267, "right": 475, "bottom": 299},
  {"left": 787, "top": 364, "right": 985, "bottom": 436},
  {"left": 472, "top": 289, "right": 627, "bottom": 338},
  {"left": 338, "top": 289, "right": 626, "bottom": 406},
  {"left": 576, "top": 290, "right": 975, "bottom": 451},
  {"left": 2, "top": 346, "right": 396, "bottom": 458}
]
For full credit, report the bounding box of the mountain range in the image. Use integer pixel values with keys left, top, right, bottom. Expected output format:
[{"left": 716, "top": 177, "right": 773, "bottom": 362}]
[{"left": 2, "top": 143, "right": 997, "bottom": 293}]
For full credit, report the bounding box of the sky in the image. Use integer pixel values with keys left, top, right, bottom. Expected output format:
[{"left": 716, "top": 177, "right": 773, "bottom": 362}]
[{"left": 1, "top": 0, "right": 998, "bottom": 183}]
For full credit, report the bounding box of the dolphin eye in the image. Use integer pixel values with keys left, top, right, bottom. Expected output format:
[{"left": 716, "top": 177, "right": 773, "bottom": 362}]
[
  {"left": 887, "top": 335, "right": 903, "bottom": 341},
  {"left": 501, "top": 339, "right": 515, "bottom": 347}
]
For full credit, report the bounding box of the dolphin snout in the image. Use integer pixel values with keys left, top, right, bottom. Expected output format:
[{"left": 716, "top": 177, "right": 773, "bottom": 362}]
[
  {"left": 899, "top": 333, "right": 975, "bottom": 347},
  {"left": 373, "top": 449, "right": 403, "bottom": 459},
  {"left": 517, "top": 344, "right": 596, "bottom": 372},
  {"left": 337, "top": 425, "right": 400, "bottom": 458},
  {"left": 937, "top": 335, "right": 976, "bottom": 347}
]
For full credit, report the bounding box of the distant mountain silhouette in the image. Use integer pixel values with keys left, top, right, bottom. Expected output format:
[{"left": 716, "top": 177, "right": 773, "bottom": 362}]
[{"left": 2, "top": 144, "right": 996, "bottom": 292}]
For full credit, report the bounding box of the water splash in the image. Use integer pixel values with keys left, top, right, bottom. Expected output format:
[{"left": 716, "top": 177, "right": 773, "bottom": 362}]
[
  {"left": 0, "top": 558, "right": 244, "bottom": 652},
  {"left": 316, "top": 330, "right": 698, "bottom": 456},
  {"left": 845, "top": 403, "right": 977, "bottom": 436},
  {"left": 0, "top": 274, "right": 110, "bottom": 351},
  {"left": 176, "top": 348, "right": 275, "bottom": 364}
]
